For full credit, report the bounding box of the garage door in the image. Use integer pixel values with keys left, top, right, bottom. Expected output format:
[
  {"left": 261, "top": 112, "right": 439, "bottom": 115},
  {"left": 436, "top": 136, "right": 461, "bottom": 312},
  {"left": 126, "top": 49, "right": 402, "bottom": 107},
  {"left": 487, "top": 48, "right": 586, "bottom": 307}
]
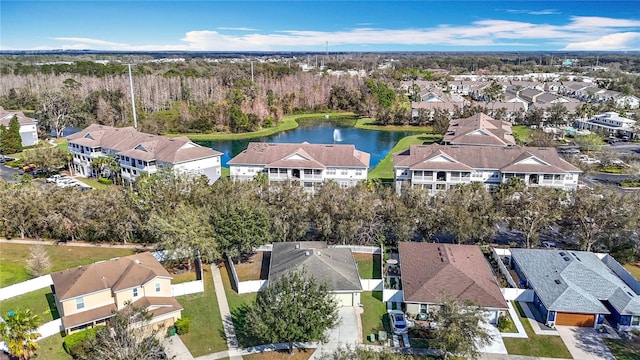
[
  {"left": 555, "top": 313, "right": 595, "bottom": 327},
  {"left": 334, "top": 293, "right": 354, "bottom": 307}
]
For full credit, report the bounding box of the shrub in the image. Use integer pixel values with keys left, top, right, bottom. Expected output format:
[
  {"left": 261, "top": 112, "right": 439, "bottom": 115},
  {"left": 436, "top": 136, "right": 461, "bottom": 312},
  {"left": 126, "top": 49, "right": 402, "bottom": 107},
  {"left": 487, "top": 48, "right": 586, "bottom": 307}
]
[
  {"left": 5, "top": 160, "right": 21, "bottom": 168},
  {"left": 497, "top": 315, "right": 513, "bottom": 332},
  {"left": 98, "top": 177, "right": 113, "bottom": 185},
  {"left": 175, "top": 317, "right": 190, "bottom": 335},
  {"left": 63, "top": 326, "right": 100, "bottom": 357}
]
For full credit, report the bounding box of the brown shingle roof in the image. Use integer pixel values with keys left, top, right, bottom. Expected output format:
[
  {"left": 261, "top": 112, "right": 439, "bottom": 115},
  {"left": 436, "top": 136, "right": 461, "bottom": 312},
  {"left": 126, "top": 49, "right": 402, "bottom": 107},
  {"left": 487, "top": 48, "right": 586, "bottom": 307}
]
[
  {"left": 393, "top": 144, "right": 581, "bottom": 174},
  {"left": 398, "top": 243, "right": 506, "bottom": 309},
  {"left": 0, "top": 106, "right": 37, "bottom": 127},
  {"left": 228, "top": 142, "right": 369, "bottom": 168},
  {"left": 51, "top": 252, "right": 172, "bottom": 301},
  {"left": 443, "top": 113, "right": 515, "bottom": 146},
  {"left": 61, "top": 303, "right": 117, "bottom": 329},
  {"left": 67, "top": 124, "right": 221, "bottom": 164}
]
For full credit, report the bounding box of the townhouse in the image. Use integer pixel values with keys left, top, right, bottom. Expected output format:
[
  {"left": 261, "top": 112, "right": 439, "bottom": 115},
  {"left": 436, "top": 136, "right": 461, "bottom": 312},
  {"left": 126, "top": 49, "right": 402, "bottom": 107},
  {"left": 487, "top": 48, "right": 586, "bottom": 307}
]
[
  {"left": 0, "top": 106, "right": 39, "bottom": 147},
  {"left": 67, "top": 124, "right": 222, "bottom": 184},
  {"left": 574, "top": 112, "right": 636, "bottom": 138},
  {"left": 228, "top": 142, "right": 370, "bottom": 193}
]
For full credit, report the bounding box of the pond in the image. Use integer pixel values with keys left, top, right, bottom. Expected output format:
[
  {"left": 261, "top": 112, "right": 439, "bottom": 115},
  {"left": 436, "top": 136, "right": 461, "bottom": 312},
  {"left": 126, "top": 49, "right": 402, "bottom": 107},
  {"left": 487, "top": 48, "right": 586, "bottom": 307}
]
[{"left": 195, "top": 117, "right": 417, "bottom": 170}]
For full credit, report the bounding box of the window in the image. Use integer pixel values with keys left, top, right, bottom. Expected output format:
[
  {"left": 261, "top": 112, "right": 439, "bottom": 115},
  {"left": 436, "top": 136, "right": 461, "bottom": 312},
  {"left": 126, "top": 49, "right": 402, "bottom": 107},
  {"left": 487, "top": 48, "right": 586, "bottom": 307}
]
[
  {"left": 340, "top": 169, "right": 348, "bottom": 176},
  {"left": 133, "top": 288, "right": 138, "bottom": 297},
  {"left": 355, "top": 170, "right": 363, "bottom": 176},
  {"left": 155, "top": 283, "right": 161, "bottom": 293},
  {"left": 304, "top": 169, "right": 312, "bottom": 175},
  {"left": 436, "top": 183, "right": 446, "bottom": 190},
  {"left": 76, "top": 297, "right": 85, "bottom": 310},
  {"left": 436, "top": 171, "right": 446, "bottom": 181},
  {"left": 137, "top": 160, "right": 142, "bottom": 165},
  {"left": 326, "top": 169, "right": 336, "bottom": 175},
  {"left": 340, "top": 181, "right": 349, "bottom": 189}
]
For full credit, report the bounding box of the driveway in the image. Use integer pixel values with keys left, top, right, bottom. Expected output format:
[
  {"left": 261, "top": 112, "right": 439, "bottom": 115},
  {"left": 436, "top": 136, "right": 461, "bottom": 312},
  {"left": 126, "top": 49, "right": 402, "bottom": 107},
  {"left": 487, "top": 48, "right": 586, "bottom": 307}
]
[
  {"left": 556, "top": 326, "right": 615, "bottom": 360},
  {"left": 479, "top": 321, "right": 507, "bottom": 355},
  {"left": 311, "top": 307, "right": 360, "bottom": 359}
]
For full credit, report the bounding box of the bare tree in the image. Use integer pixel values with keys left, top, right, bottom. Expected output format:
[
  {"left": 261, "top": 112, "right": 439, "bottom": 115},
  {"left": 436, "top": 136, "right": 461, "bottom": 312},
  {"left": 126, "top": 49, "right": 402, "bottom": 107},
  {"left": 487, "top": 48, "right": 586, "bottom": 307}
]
[{"left": 26, "top": 245, "right": 52, "bottom": 277}]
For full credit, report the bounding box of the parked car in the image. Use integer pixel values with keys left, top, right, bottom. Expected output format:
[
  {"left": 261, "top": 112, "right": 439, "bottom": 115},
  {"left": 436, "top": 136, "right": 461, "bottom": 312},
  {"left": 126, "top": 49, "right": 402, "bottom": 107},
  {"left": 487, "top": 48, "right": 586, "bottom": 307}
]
[
  {"left": 621, "top": 135, "right": 630, "bottom": 141},
  {"left": 0, "top": 156, "right": 16, "bottom": 163},
  {"left": 46, "top": 175, "right": 69, "bottom": 183},
  {"left": 389, "top": 310, "right": 409, "bottom": 335},
  {"left": 542, "top": 241, "right": 557, "bottom": 248},
  {"left": 57, "top": 178, "right": 81, "bottom": 188}
]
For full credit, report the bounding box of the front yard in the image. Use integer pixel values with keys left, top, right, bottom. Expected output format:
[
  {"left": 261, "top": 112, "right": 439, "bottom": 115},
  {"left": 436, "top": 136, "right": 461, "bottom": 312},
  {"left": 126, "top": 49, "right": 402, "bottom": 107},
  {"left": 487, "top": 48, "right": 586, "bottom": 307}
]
[
  {"left": 604, "top": 338, "right": 640, "bottom": 360},
  {"left": 502, "top": 302, "right": 572, "bottom": 358},
  {"left": 0, "top": 242, "right": 135, "bottom": 287},
  {"left": 177, "top": 267, "right": 227, "bottom": 356}
]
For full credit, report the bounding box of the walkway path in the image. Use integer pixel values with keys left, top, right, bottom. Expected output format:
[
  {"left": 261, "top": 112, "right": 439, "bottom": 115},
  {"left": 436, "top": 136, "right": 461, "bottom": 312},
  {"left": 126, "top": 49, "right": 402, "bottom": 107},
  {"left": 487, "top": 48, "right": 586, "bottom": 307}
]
[
  {"left": 0, "top": 237, "right": 142, "bottom": 249},
  {"left": 210, "top": 264, "right": 243, "bottom": 360}
]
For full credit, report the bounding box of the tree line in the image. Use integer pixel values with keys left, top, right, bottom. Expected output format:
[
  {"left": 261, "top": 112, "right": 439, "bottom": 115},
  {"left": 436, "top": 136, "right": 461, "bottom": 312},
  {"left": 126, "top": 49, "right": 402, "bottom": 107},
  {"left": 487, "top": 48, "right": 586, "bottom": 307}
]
[{"left": 1, "top": 172, "right": 638, "bottom": 263}]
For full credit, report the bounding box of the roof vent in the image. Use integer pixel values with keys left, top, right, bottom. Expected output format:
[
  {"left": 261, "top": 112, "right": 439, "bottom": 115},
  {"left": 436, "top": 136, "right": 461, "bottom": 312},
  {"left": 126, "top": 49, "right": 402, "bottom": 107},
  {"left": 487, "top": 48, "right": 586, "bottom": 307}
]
[
  {"left": 295, "top": 244, "right": 300, "bottom": 249},
  {"left": 305, "top": 251, "right": 310, "bottom": 256},
  {"left": 627, "top": 292, "right": 635, "bottom": 297},
  {"left": 559, "top": 252, "right": 566, "bottom": 256},
  {"left": 134, "top": 259, "right": 141, "bottom": 264},
  {"left": 563, "top": 257, "right": 571, "bottom": 262},
  {"left": 554, "top": 279, "right": 561, "bottom": 285},
  {"left": 317, "top": 250, "right": 322, "bottom": 256},
  {"left": 440, "top": 257, "right": 447, "bottom": 262}
]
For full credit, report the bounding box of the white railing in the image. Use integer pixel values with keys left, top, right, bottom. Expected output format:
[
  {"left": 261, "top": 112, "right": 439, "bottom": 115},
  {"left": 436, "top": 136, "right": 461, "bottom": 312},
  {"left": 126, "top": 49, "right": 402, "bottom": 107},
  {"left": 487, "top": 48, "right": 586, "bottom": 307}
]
[
  {"left": 0, "top": 275, "right": 53, "bottom": 301},
  {"left": 171, "top": 280, "right": 204, "bottom": 297}
]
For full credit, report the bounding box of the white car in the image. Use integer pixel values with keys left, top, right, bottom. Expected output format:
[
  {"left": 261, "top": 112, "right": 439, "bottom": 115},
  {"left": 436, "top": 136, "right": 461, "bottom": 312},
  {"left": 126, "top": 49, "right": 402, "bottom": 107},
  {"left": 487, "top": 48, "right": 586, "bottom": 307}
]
[
  {"left": 46, "top": 175, "right": 69, "bottom": 183},
  {"left": 56, "top": 178, "right": 81, "bottom": 188},
  {"left": 388, "top": 310, "right": 409, "bottom": 335}
]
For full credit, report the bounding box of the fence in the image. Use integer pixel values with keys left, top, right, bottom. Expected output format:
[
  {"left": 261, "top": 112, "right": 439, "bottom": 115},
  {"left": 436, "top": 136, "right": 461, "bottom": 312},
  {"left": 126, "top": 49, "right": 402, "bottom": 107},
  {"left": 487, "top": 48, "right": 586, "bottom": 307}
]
[
  {"left": 331, "top": 245, "right": 382, "bottom": 254},
  {"left": 500, "top": 288, "right": 534, "bottom": 302},
  {"left": 360, "top": 279, "right": 383, "bottom": 291},
  {"left": 491, "top": 248, "right": 518, "bottom": 288},
  {"left": 600, "top": 254, "right": 640, "bottom": 294},
  {"left": 171, "top": 280, "right": 204, "bottom": 297},
  {"left": 382, "top": 289, "right": 404, "bottom": 303},
  {"left": 238, "top": 280, "right": 268, "bottom": 294},
  {"left": 0, "top": 275, "right": 53, "bottom": 301},
  {"left": 37, "top": 319, "right": 63, "bottom": 340}
]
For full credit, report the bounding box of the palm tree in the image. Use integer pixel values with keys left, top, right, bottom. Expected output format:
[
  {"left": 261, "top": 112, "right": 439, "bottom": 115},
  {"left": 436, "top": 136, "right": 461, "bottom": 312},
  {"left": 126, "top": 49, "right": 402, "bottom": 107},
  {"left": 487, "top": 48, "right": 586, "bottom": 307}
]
[{"left": 0, "top": 309, "right": 41, "bottom": 360}]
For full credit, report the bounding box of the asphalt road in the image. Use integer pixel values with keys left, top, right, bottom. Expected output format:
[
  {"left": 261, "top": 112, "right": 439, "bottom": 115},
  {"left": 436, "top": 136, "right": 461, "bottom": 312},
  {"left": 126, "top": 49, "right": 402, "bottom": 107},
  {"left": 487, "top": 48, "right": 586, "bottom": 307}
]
[
  {"left": 0, "top": 164, "right": 22, "bottom": 183},
  {"left": 605, "top": 142, "right": 640, "bottom": 154}
]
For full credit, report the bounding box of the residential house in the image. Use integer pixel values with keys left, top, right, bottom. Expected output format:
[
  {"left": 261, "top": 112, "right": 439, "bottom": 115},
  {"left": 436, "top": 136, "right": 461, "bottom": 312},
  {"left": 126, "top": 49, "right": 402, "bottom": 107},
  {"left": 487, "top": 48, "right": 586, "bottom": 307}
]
[
  {"left": 510, "top": 249, "right": 640, "bottom": 330},
  {"left": 398, "top": 242, "right": 507, "bottom": 324},
  {"left": 0, "top": 106, "right": 38, "bottom": 147},
  {"left": 393, "top": 144, "right": 581, "bottom": 193},
  {"left": 67, "top": 124, "right": 222, "bottom": 184},
  {"left": 228, "top": 142, "right": 370, "bottom": 193},
  {"left": 442, "top": 113, "right": 516, "bottom": 147},
  {"left": 269, "top": 242, "right": 363, "bottom": 307},
  {"left": 519, "top": 88, "right": 545, "bottom": 104},
  {"left": 615, "top": 95, "right": 640, "bottom": 109},
  {"left": 50, "top": 252, "right": 183, "bottom": 334},
  {"left": 574, "top": 112, "right": 636, "bottom": 137}
]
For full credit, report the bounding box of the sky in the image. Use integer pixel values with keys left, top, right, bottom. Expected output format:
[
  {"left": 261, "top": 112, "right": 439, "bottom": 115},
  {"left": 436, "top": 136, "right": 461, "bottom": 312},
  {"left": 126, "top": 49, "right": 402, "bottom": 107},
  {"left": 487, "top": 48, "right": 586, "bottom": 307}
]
[{"left": 1, "top": 1, "right": 639, "bottom": 52}]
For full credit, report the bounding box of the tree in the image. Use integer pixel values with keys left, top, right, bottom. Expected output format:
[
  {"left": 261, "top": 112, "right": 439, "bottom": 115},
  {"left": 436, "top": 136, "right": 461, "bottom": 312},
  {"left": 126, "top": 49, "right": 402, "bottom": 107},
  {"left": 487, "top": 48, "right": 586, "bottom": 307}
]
[
  {"left": 498, "top": 184, "right": 564, "bottom": 248},
  {"left": 439, "top": 182, "right": 498, "bottom": 244},
  {"left": 85, "top": 303, "right": 167, "bottom": 360},
  {"left": 0, "top": 115, "right": 23, "bottom": 154},
  {"left": 40, "top": 90, "right": 80, "bottom": 138},
  {"left": 547, "top": 103, "right": 568, "bottom": 126},
  {"left": 245, "top": 269, "right": 338, "bottom": 354},
  {"left": 432, "top": 108, "right": 450, "bottom": 135},
  {"left": 0, "top": 309, "right": 42, "bottom": 360},
  {"left": 320, "top": 346, "right": 422, "bottom": 360},
  {"left": 26, "top": 244, "right": 52, "bottom": 277},
  {"left": 560, "top": 187, "right": 637, "bottom": 252},
  {"left": 22, "top": 146, "right": 71, "bottom": 173},
  {"left": 430, "top": 297, "right": 493, "bottom": 360}
]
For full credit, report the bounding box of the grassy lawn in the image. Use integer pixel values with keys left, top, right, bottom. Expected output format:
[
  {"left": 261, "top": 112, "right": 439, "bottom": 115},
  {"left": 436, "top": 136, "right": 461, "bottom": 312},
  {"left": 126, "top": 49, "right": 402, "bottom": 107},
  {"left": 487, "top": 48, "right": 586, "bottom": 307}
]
[
  {"left": 512, "top": 125, "right": 533, "bottom": 145},
  {"left": 354, "top": 253, "right": 382, "bottom": 279},
  {"left": 0, "top": 243, "right": 135, "bottom": 287},
  {"left": 171, "top": 270, "right": 197, "bottom": 284},
  {"left": 360, "top": 291, "right": 388, "bottom": 343},
  {"left": 35, "top": 334, "right": 71, "bottom": 360},
  {"left": 624, "top": 263, "right": 640, "bottom": 280},
  {"left": 177, "top": 267, "right": 227, "bottom": 356},
  {"left": 220, "top": 263, "right": 258, "bottom": 347},
  {"left": 221, "top": 167, "right": 230, "bottom": 178},
  {"left": 355, "top": 118, "right": 434, "bottom": 133},
  {"left": 243, "top": 348, "right": 316, "bottom": 360},
  {"left": 234, "top": 252, "right": 266, "bottom": 281},
  {"left": 73, "top": 177, "right": 110, "bottom": 190},
  {"left": 0, "top": 288, "right": 59, "bottom": 321},
  {"left": 502, "top": 302, "right": 572, "bottom": 358},
  {"left": 604, "top": 338, "right": 640, "bottom": 360},
  {"left": 369, "top": 133, "right": 442, "bottom": 180}
]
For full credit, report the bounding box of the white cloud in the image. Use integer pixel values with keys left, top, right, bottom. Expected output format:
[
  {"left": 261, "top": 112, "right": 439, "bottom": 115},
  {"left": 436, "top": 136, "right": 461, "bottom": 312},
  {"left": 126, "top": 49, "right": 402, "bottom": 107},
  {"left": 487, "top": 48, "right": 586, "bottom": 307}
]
[
  {"left": 216, "top": 27, "right": 257, "bottom": 31},
  {"left": 505, "top": 9, "right": 560, "bottom": 15},
  {"left": 20, "top": 15, "right": 640, "bottom": 51},
  {"left": 563, "top": 32, "right": 640, "bottom": 50}
]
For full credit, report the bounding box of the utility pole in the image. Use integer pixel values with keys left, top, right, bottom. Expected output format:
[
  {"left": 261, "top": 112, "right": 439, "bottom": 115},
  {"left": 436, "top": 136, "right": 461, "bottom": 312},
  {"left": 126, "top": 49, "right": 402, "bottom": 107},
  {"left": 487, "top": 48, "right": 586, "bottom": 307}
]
[
  {"left": 251, "top": 61, "right": 254, "bottom": 82},
  {"left": 128, "top": 64, "right": 138, "bottom": 129}
]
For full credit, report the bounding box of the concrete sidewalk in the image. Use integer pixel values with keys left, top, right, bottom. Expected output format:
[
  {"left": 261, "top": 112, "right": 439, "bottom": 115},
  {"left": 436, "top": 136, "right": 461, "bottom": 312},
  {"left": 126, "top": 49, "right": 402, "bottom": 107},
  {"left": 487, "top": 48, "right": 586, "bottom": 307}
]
[
  {"left": 163, "top": 335, "right": 195, "bottom": 360},
  {"left": 210, "top": 263, "right": 242, "bottom": 360}
]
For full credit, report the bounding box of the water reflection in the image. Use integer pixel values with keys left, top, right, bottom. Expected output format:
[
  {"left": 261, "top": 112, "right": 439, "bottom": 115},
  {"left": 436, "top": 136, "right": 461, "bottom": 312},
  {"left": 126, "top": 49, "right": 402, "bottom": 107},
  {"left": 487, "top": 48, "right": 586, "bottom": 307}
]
[{"left": 195, "top": 119, "right": 416, "bottom": 169}]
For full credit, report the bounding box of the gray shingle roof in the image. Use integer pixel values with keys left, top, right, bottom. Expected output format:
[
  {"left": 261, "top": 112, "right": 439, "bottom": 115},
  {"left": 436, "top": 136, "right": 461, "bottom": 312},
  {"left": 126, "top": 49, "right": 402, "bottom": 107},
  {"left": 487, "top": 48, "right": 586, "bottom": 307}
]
[
  {"left": 269, "top": 242, "right": 362, "bottom": 292},
  {"left": 510, "top": 249, "right": 640, "bottom": 315}
]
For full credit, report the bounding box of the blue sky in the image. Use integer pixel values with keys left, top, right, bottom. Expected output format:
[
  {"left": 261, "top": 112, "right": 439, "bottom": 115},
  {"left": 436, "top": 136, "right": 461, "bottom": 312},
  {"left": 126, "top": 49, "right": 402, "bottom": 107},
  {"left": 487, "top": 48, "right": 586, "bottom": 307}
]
[{"left": 1, "top": 1, "right": 639, "bottom": 51}]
